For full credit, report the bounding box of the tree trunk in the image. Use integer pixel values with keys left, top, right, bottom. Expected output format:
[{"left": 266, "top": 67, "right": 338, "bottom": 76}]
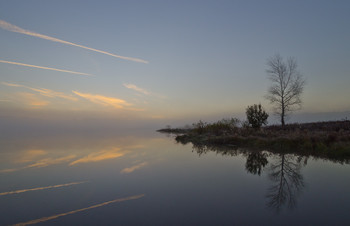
[{"left": 281, "top": 102, "right": 285, "bottom": 128}]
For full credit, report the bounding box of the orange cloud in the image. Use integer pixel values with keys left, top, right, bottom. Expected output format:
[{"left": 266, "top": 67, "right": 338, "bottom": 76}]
[
  {"left": 0, "top": 60, "right": 92, "bottom": 76},
  {"left": 69, "top": 148, "right": 126, "bottom": 165},
  {"left": 0, "top": 20, "right": 148, "bottom": 64},
  {"left": 2, "top": 82, "right": 78, "bottom": 101},
  {"left": 72, "top": 91, "right": 133, "bottom": 109},
  {"left": 17, "top": 92, "right": 50, "bottom": 106},
  {"left": 1, "top": 82, "right": 22, "bottom": 87}
]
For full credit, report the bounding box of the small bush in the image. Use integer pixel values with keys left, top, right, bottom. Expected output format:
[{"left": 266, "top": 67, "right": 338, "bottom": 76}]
[
  {"left": 246, "top": 104, "right": 269, "bottom": 129},
  {"left": 192, "top": 120, "right": 207, "bottom": 134}
]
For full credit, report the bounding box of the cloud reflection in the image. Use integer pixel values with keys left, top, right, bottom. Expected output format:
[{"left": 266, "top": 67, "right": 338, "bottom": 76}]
[
  {"left": 0, "top": 181, "right": 88, "bottom": 196},
  {"left": 70, "top": 148, "right": 126, "bottom": 165},
  {"left": 0, "top": 155, "right": 76, "bottom": 173},
  {"left": 0, "top": 60, "right": 92, "bottom": 76},
  {"left": 13, "top": 194, "right": 145, "bottom": 226},
  {"left": 0, "top": 20, "right": 148, "bottom": 64},
  {"left": 121, "top": 161, "right": 148, "bottom": 174},
  {"left": 14, "top": 149, "right": 47, "bottom": 163},
  {"left": 28, "top": 155, "right": 76, "bottom": 168}
]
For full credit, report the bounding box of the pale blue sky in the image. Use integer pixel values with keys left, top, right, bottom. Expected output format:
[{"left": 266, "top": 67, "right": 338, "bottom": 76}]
[{"left": 0, "top": 0, "right": 349, "bottom": 127}]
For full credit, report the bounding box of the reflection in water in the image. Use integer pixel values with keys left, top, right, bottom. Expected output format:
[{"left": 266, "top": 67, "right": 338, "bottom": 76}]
[
  {"left": 69, "top": 147, "right": 126, "bottom": 165},
  {"left": 245, "top": 152, "right": 268, "bottom": 176},
  {"left": 0, "top": 155, "right": 76, "bottom": 173},
  {"left": 28, "top": 155, "right": 77, "bottom": 168},
  {"left": 0, "top": 181, "right": 88, "bottom": 196},
  {"left": 0, "top": 140, "right": 140, "bottom": 173},
  {"left": 13, "top": 194, "right": 145, "bottom": 226},
  {"left": 191, "top": 144, "right": 306, "bottom": 212},
  {"left": 266, "top": 154, "right": 305, "bottom": 212},
  {"left": 15, "top": 149, "right": 47, "bottom": 163},
  {"left": 0, "top": 134, "right": 159, "bottom": 225},
  {"left": 121, "top": 161, "right": 148, "bottom": 174}
]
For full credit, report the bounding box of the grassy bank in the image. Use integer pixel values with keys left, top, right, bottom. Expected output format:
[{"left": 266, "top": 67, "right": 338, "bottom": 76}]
[{"left": 158, "top": 119, "right": 350, "bottom": 161}]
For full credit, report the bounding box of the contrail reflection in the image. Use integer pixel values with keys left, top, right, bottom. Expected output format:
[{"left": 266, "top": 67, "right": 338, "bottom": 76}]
[
  {"left": 0, "top": 60, "right": 92, "bottom": 76},
  {"left": 0, "top": 181, "right": 88, "bottom": 196},
  {"left": 13, "top": 194, "right": 145, "bottom": 226},
  {"left": 0, "top": 20, "right": 148, "bottom": 64}
]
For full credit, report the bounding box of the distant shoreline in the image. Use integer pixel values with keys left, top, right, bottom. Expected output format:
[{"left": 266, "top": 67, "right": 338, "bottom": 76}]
[{"left": 158, "top": 120, "right": 350, "bottom": 161}]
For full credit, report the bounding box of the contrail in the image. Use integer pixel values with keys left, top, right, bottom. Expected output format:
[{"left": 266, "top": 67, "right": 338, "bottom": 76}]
[
  {"left": 0, "top": 60, "right": 92, "bottom": 76},
  {"left": 13, "top": 194, "right": 145, "bottom": 226},
  {"left": 0, "top": 181, "right": 88, "bottom": 196},
  {"left": 0, "top": 20, "right": 148, "bottom": 64}
]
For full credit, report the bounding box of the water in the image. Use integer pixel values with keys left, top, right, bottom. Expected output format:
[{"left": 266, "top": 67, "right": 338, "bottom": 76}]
[{"left": 1, "top": 131, "right": 350, "bottom": 225}]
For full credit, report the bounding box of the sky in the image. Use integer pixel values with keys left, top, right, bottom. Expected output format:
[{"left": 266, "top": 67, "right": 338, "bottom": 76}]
[{"left": 0, "top": 0, "right": 349, "bottom": 130}]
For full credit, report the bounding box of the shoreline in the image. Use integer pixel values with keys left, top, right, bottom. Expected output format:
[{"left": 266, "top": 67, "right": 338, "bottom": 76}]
[{"left": 158, "top": 120, "right": 350, "bottom": 161}]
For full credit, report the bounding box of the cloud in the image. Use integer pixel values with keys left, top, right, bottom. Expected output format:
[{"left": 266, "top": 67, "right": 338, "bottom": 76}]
[
  {"left": 13, "top": 194, "right": 145, "bottom": 226},
  {"left": 73, "top": 90, "right": 140, "bottom": 110},
  {"left": 0, "top": 20, "right": 148, "bottom": 64},
  {"left": 2, "top": 82, "right": 78, "bottom": 101},
  {"left": 123, "top": 83, "right": 150, "bottom": 95},
  {"left": 17, "top": 92, "right": 50, "bottom": 106},
  {"left": 0, "top": 59, "right": 92, "bottom": 76},
  {"left": 0, "top": 181, "right": 88, "bottom": 196},
  {"left": 69, "top": 148, "right": 125, "bottom": 165},
  {"left": 1, "top": 82, "right": 22, "bottom": 87},
  {"left": 121, "top": 161, "right": 148, "bottom": 174},
  {"left": 123, "top": 83, "right": 166, "bottom": 99}
]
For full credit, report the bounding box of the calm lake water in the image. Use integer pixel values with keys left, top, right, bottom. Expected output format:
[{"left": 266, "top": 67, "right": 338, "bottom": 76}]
[{"left": 1, "top": 130, "right": 350, "bottom": 225}]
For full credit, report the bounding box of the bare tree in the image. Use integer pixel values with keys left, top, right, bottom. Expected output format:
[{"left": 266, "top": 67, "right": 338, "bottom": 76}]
[{"left": 265, "top": 54, "right": 305, "bottom": 127}]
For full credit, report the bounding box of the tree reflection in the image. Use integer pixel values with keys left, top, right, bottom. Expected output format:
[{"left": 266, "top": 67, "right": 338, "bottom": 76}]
[
  {"left": 191, "top": 143, "right": 242, "bottom": 157},
  {"left": 266, "top": 154, "right": 305, "bottom": 212},
  {"left": 190, "top": 143, "right": 307, "bottom": 212},
  {"left": 245, "top": 152, "right": 269, "bottom": 176}
]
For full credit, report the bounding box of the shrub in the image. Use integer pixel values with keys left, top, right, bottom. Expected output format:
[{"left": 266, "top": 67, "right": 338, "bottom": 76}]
[
  {"left": 192, "top": 120, "right": 207, "bottom": 134},
  {"left": 191, "top": 118, "right": 241, "bottom": 135},
  {"left": 246, "top": 104, "right": 269, "bottom": 129}
]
